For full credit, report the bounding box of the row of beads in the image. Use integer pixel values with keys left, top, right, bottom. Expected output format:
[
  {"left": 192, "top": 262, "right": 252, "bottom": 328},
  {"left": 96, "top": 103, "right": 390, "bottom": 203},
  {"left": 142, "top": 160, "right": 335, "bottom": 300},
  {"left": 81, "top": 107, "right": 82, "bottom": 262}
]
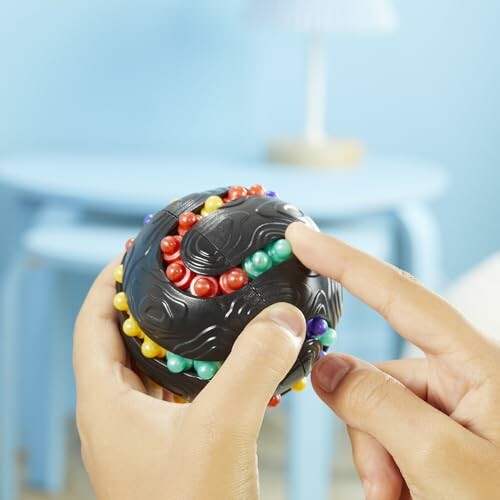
[{"left": 112, "top": 284, "right": 223, "bottom": 380}]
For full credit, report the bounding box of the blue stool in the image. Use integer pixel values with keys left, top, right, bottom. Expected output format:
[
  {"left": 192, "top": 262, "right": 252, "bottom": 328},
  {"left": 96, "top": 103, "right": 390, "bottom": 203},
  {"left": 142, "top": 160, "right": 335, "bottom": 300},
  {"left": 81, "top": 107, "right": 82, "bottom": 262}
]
[{"left": 3, "top": 215, "right": 396, "bottom": 500}]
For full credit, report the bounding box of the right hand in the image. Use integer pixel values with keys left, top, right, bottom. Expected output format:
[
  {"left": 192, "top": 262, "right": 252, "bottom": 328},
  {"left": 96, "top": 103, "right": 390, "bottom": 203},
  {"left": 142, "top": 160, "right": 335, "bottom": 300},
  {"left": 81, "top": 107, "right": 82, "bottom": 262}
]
[{"left": 287, "top": 222, "right": 500, "bottom": 500}]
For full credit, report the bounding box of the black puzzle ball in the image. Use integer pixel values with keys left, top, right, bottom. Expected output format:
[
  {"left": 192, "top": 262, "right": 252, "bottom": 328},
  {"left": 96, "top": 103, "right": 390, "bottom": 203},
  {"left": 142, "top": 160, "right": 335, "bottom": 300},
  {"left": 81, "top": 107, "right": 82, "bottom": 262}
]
[{"left": 113, "top": 184, "right": 343, "bottom": 407}]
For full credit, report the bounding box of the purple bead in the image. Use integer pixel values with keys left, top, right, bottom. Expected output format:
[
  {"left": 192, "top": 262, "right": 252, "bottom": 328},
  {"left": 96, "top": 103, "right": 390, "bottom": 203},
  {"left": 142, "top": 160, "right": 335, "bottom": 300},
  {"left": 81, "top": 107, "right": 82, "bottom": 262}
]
[
  {"left": 143, "top": 213, "right": 154, "bottom": 225},
  {"left": 306, "top": 317, "right": 328, "bottom": 338},
  {"left": 266, "top": 190, "right": 278, "bottom": 198}
]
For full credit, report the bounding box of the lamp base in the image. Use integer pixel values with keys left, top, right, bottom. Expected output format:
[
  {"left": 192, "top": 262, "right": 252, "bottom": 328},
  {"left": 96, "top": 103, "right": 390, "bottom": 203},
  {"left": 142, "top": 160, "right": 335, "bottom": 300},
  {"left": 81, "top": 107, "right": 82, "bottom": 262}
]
[{"left": 267, "top": 138, "right": 364, "bottom": 169}]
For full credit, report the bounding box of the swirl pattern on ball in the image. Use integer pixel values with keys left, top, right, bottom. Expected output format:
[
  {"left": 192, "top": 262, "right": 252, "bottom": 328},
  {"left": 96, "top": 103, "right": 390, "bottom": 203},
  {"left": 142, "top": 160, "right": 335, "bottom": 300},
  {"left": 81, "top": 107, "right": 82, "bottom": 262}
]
[{"left": 115, "top": 186, "right": 342, "bottom": 403}]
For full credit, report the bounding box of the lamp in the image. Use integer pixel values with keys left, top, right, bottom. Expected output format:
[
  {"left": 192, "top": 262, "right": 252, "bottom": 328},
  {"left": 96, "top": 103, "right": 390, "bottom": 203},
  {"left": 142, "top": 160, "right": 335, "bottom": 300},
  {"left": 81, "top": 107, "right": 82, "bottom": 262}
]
[{"left": 249, "top": 0, "right": 399, "bottom": 168}]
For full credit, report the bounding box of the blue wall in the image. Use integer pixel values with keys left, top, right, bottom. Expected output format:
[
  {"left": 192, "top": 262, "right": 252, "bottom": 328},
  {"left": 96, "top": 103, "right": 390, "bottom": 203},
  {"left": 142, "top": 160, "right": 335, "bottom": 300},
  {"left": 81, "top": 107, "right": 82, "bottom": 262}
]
[{"left": 1, "top": 1, "right": 499, "bottom": 278}]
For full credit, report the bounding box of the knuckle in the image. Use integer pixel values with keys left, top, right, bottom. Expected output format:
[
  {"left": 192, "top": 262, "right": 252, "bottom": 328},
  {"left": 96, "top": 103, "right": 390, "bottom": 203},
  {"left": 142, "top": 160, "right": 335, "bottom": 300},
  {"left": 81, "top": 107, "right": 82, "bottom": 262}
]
[
  {"left": 241, "top": 319, "right": 299, "bottom": 373},
  {"left": 345, "top": 368, "right": 401, "bottom": 415}
]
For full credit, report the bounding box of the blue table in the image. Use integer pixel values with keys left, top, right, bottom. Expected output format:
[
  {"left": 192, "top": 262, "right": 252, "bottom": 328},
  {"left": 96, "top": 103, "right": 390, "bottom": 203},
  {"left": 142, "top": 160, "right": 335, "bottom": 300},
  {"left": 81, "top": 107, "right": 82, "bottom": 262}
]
[{"left": 0, "top": 155, "right": 447, "bottom": 500}]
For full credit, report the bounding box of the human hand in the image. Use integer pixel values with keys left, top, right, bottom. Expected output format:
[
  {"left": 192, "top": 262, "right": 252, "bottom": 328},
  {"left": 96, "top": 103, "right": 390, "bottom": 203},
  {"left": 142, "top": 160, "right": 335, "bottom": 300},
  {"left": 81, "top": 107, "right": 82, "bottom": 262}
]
[
  {"left": 287, "top": 222, "right": 500, "bottom": 500},
  {"left": 73, "top": 258, "right": 306, "bottom": 500}
]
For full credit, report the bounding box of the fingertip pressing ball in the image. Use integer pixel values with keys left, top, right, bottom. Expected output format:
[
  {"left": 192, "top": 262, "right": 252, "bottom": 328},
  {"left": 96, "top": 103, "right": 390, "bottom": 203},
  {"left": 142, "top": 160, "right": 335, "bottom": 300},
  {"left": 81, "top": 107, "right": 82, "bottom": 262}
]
[{"left": 114, "top": 184, "right": 342, "bottom": 405}]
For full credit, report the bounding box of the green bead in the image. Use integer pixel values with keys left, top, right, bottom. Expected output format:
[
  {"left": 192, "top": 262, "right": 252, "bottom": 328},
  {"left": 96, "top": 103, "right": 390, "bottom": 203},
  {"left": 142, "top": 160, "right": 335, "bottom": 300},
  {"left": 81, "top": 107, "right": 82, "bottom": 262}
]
[
  {"left": 242, "top": 257, "right": 259, "bottom": 279},
  {"left": 252, "top": 251, "right": 272, "bottom": 272},
  {"left": 319, "top": 328, "right": 337, "bottom": 348},
  {"left": 166, "top": 352, "right": 193, "bottom": 373},
  {"left": 194, "top": 360, "right": 222, "bottom": 380},
  {"left": 266, "top": 239, "right": 293, "bottom": 264}
]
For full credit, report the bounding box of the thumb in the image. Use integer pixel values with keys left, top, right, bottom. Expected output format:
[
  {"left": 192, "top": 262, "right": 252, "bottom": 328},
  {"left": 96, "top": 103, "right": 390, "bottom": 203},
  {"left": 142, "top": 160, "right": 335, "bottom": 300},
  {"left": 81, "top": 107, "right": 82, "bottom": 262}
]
[
  {"left": 194, "top": 303, "right": 305, "bottom": 437},
  {"left": 311, "top": 354, "right": 468, "bottom": 481}
]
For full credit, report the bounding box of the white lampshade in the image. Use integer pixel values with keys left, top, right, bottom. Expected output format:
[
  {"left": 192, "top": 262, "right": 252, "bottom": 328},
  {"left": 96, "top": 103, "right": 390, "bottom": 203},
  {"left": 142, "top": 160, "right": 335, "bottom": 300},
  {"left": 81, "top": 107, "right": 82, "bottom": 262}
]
[{"left": 249, "top": 0, "right": 399, "bottom": 35}]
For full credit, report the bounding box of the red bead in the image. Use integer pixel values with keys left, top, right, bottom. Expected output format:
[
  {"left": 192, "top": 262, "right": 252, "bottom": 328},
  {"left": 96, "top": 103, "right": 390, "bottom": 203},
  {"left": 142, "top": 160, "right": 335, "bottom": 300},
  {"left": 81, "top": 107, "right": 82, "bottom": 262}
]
[
  {"left": 166, "top": 262, "right": 185, "bottom": 282},
  {"left": 161, "top": 235, "right": 182, "bottom": 262},
  {"left": 267, "top": 394, "right": 281, "bottom": 408},
  {"left": 247, "top": 184, "right": 265, "bottom": 196},
  {"left": 226, "top": 186, "right": 247, "bottom": 201},
  {"left": 166, "top": 261, "right": 193, "bottom": 289},
  {"left": 161, "top": 235, "right": 180, "bottom": 254},
  {"left": 190, "top": 276, "right": 220, "bottom": 298},
  {"left": 178, "top": 211, "right": 198, "bottom": 229},
  {"left": 125, "top": 237, "right": 135, "bottom": 251},
  {"left": 220, "top": 268, "right": 248, "bottom": 294}
]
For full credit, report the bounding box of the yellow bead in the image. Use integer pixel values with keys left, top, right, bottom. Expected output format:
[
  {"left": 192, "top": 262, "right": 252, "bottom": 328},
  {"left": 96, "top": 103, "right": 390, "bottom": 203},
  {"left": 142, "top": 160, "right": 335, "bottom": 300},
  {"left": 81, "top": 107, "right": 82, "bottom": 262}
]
[
  {"left": 141, "top": 336, "right": 166, "bottom": 359},
  {"left": 122, "top": 316, "right": 140, "bottom": 337},
  {"left": 137, "top": 328, "right": 145, "bottom": 340},
  {"left": 200, "top": 208, "right": 209, "bottom": 217},
  {"left": 174, "top": 395, "right": 188, "bottom": 404},
  {"left": 113, "top": 264, "right": 124, "bottom": 284},
  {"left": 292, "top": 377, "right": 307, "bottom": 392},
  {"left": 113, "top": 292, "right": 128, "bottom": 312},
  {"left": 203, "top": 195, "right": 223, "bottom": 214}
]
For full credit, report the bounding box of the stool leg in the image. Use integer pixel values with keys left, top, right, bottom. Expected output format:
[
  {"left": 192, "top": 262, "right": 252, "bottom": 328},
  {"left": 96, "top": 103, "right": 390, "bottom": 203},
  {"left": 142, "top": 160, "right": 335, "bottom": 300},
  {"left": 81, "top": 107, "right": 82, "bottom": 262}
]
[
  {"left": 287, "top": 384, "right": 335, "bottom": 500},
  {"left": 22, "top": 266, "right": 68, "bottom": 492},
  {"left": 1, "top": 255, "right": 27, "bottom": 500}
]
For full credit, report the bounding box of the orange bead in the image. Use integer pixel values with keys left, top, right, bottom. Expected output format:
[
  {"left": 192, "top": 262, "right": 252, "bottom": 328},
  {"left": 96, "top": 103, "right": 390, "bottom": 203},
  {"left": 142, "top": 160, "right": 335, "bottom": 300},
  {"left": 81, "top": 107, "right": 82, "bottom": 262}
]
[
  {"left": 190, "top": 276, "right": 220, "bottom": 298},
  {"left": 226, "top": 186, "right": 247, "bottom": 201},
  {"left": 267, "top": 394, "right": 281, "bottom": 408},
  {"left": 219, "top": 268, "right": 248, "bottom": 294},
  {"left": 125, "top": 237, "right": 135, "bottom": 251},
  {"left": 247, "top": 184, "right": 266, "bottom": 196},
  {"left": 166, "top": 261, "right": 185, "bottom": 282},
  {"left": 178, "top": 211, "right": 198, "bottom": 230}
]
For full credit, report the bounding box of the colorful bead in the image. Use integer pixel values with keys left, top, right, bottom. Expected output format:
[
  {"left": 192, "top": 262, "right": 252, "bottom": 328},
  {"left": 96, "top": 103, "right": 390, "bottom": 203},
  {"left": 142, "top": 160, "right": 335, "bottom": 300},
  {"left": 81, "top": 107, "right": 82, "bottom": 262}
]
[
  {"left": 161, "top": 235, "right": 182, "bottom": 262},
  {"left": 113, "top": 264, "right": 124, "bottom": 284},
  {"left": 243, "top": 251, "right": 272, "bottom": 279},
  {"left": 247, "top": 184, "right": 266, "bottom": 196},
  {"left": 265, "top": 239, "right": 293, "bottom": 264},
  {"left": 266, "top": 190, "right": 278, "bottom": 198},
  {"left": 166, "top": 261, "right": 193, "bottom": 289},
  {"left": 203, "top": 195, "right": 224, "bottom": 214},
  {"left": 125, "top": 237, "right": 135, "bottom": 251},
  {"left": 267, "top": 394, "right": 281, "bottom": 408},
  {"left": 306, "top": 317, "right": 329, "bottom": 338},
  {"left": 143, "top": 213, "right": 154, "bottom": 225},
  {"left": 226, "top": 186, "right": 247, "bottom": 201},
  {"left": 190, "top": 276, "right": 219, "bottom": 298},
  {"left": 173, "top": 394, "right": 188, "bottom": 404},
  {"left": 166, "top": 352, "right": 193, "bottom": 373},
  {"left": 178, "top": 212, "right": 199, "bottom": 230},
  {"left": 292, "top": 378, "right": 308, "bottom": 392},
  {"left": 113, "top": 292, "right": 128, "bottom": 312},
  {"left": 319, "top": 328, "right": 337, "bottom": 347},
  {"left": 194, "top": 360, "right": 221, "bottom": 380},
  {"left": 141, "top": 336, "right": 166, "bottom": 359},
  {"left": 123, "top": 316, "right": 140, "bottom": 337},
  {"left": 219, "top": 268, "right": 249, "bottom": 294}
]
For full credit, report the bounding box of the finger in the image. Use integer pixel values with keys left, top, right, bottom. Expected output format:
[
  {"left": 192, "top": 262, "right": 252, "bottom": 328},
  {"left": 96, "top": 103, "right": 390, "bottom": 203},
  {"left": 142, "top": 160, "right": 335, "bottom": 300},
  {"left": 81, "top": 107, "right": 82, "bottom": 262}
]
[
  {"left": 73, "top": 256, "right": 145, "bottom": 395},
  {"left": 194, "top": 303, "right": 305, "bottom": 437},
  {"left": 375, "top": 359, "right": 428, "bottom": 400},
  {"left": 348, "top": 427, "right": 403, "bottom": 500},
  {"left": 311, "top": 353, "right": 475, "bottom": 479},
  {"left": 286, "top": 222, "right": 482, "bottom": 356}
]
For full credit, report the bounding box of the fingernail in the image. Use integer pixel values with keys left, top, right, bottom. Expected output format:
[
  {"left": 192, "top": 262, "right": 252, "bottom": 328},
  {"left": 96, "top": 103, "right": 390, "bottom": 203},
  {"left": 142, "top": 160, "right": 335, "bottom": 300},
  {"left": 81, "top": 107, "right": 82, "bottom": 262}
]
[
  {"left": 269, "top": 305, "right": 304, "bottom": 339},
  {"left": 315, "top": 356, "right": 351, "bottom": 393},
  {"left": 363, "top": 479, "right": 372, "bottom": 498}
]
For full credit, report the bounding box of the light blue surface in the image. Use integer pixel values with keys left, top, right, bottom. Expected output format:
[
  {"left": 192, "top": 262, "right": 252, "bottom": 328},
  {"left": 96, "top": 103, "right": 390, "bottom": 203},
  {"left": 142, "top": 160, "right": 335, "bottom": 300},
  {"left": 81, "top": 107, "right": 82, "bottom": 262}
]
[{"left": 1, "top": 1, "right": 499, "bottom": 277}]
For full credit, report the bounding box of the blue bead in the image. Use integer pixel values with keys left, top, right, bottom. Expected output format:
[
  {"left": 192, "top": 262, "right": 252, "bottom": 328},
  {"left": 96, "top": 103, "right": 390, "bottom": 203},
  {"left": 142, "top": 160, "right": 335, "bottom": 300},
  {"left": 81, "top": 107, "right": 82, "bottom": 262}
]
[
  {"left": 306, "top": 317, "right": 329, "bottom": 338},
  {"left": 143, "top": 213, "right": 154, "bottom": 225},
  {"left": 266, "top": 190, "right": 278, "bottom": 198}
]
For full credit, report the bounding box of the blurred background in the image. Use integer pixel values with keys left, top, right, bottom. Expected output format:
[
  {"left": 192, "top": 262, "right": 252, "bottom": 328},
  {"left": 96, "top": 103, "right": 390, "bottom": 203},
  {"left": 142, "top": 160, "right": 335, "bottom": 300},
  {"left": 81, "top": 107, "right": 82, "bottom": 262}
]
[{"left": 1, "top": 1, "right": 500, "bottom": 499}]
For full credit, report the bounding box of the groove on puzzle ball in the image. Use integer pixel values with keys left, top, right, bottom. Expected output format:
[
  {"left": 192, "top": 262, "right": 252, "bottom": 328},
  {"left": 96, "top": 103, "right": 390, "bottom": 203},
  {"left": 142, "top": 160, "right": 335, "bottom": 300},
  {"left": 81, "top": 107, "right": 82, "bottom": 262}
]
[{"left": 113, "top": 184, "right": 343, "bottom": 406}]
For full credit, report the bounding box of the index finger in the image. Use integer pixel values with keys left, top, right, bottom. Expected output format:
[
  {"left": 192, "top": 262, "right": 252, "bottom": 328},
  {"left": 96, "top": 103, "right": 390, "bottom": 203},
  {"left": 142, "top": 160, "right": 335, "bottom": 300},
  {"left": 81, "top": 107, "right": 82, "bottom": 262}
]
[{"left": 286, "top": 222, "right": 481, "bottom": 356}]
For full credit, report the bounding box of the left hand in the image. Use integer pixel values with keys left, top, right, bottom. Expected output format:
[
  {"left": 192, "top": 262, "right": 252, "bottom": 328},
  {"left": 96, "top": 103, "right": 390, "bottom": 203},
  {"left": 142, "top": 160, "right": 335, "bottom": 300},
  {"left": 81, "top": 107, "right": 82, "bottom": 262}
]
[{"left": 73, "top": 257, "right": 306, "bottom": 500}]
